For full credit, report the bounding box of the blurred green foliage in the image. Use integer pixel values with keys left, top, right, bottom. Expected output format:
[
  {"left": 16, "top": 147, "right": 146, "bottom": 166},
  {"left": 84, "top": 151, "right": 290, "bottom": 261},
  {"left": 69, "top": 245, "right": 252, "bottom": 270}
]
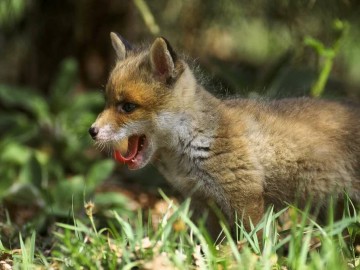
[
  {"left": 305, "top": 19, "right": 349, "bottom": 97},
  {"left": 0, "top": 0, "right": 26, "bottom": 28},
  {"left": 0, "top": 58, "right": 131, "bottom": 242}
]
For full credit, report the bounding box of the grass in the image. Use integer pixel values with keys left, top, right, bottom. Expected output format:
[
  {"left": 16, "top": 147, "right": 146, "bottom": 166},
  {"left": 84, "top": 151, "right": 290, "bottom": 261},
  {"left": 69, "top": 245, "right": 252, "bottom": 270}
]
[{"left": 1, "top": 194, "right": 360, "bottom": 269}]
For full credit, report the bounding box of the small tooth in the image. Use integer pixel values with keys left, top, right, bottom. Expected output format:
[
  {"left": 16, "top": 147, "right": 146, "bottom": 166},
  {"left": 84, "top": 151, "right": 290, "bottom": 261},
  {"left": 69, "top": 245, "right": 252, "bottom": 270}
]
[{"left": 131, "top": 159, "right": 135, "bottom": 162}]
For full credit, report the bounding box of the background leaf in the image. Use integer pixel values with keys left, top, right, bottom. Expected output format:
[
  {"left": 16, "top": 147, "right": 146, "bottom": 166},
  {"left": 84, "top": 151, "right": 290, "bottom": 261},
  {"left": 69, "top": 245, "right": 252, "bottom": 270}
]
[{"left": 86, "top": 160, "right": 115, "bottom": 193}]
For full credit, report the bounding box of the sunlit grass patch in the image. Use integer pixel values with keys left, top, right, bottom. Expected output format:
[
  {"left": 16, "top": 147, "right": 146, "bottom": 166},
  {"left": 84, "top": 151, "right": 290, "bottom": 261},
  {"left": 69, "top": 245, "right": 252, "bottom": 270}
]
[{"left": 1, "top": 195, "right": 360, "bottom": 269}]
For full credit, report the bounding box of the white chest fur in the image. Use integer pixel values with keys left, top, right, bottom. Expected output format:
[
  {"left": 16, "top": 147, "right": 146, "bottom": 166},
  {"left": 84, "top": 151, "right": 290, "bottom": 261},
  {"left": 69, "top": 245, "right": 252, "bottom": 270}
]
[{"left": 153, "top": 111, "right": 232, "bottom": 216}]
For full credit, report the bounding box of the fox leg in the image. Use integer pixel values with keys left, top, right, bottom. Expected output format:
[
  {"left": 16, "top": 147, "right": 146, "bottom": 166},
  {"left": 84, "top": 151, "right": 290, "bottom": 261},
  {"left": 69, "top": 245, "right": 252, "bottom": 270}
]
[{"left": 231, "top": 188, "right": 265, "bottom": 235}]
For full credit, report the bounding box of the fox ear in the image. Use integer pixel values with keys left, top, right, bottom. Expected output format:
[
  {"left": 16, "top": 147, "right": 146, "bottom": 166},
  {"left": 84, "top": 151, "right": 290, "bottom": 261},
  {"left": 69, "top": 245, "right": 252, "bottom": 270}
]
[
  {"left": 110, "top": 32, "right": 132, "bottom": 61},
  {"left": 150, "top": 37, "right": 177, "bottom": 83}
]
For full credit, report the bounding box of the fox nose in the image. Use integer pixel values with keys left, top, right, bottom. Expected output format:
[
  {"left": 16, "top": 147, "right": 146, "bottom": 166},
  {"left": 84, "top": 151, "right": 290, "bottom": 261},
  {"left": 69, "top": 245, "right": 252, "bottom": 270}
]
[{"left": 88, "top": 126, "right": 99, "bottom": 139}]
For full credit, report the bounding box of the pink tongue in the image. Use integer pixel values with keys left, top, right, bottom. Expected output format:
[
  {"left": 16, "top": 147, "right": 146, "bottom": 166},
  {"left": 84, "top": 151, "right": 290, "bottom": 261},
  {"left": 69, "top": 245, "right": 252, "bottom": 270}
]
[{"left": 114, "top": 135, "right": 140, "bottom": 163}]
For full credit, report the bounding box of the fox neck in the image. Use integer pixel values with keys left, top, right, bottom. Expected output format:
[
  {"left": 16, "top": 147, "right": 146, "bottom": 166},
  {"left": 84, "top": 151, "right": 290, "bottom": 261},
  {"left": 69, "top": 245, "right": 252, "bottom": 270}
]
[
  {"left": 156, "top": 82, "right": 220, "bottom": 155},
  {"left": 154, "top": 78, "right": 221, "bottom": 184},
  {"left": 153, "top": 82, "right": 233, "bottom": 218}
]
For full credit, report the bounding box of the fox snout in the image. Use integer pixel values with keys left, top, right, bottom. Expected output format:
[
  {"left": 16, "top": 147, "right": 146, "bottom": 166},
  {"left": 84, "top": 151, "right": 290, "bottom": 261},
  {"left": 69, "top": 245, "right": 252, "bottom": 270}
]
[{"left": 88, "top": 126, "right": 99, "bottom": 140}]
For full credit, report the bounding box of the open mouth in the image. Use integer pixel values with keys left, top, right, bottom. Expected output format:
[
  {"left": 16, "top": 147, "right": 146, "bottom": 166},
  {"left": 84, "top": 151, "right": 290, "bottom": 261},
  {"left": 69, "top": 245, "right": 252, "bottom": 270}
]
[{"left": 114, "top": 135, "right": 148, "bottom": 169}]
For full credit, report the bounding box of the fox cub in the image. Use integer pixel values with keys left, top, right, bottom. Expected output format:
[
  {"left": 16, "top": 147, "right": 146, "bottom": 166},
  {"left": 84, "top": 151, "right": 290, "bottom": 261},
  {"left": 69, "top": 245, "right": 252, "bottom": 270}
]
[{"left": 90, "top": 32, "right": 360, "bottom": 232}]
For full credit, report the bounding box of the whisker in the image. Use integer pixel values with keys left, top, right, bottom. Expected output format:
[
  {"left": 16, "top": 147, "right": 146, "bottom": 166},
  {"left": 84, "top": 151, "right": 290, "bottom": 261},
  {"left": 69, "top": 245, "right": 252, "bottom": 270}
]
[{"left": 106, "top": 144, "right": 114, "bottom": 157}]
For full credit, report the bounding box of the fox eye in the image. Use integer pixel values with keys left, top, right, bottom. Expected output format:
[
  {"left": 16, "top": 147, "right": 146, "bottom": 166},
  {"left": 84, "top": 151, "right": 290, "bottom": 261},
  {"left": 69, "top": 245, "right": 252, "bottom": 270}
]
[{"left": 117, "top": 102, "right": 137, "bottom": 113}]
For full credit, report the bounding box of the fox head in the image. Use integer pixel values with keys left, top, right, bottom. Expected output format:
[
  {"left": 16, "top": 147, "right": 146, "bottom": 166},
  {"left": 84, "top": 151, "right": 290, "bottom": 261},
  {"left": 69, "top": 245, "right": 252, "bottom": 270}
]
[{"left": 89, "top": 33, "right": 198, "bottom": 169}]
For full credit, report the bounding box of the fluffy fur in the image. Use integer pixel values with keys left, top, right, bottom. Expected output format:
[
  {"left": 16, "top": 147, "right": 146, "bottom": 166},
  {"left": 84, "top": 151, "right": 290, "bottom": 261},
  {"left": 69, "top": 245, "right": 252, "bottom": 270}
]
[{"left": 90, "top": 33, "right": 360, "bottom": 235}]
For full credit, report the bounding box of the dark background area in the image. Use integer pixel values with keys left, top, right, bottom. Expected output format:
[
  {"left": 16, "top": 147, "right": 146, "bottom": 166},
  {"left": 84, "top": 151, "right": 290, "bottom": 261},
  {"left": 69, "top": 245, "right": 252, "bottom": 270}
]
[
  {"left": 3, "top": 0, "right": 360, "bottom": 97},
  {"left": 1, "top": 0, "right": 360, "bottom": 246}
]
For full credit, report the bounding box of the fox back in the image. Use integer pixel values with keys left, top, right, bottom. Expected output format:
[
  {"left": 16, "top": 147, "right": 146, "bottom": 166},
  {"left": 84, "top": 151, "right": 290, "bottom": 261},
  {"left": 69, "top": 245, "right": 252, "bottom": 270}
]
[{"left": 90, "top": 33, "right": 360, "bottom": 233}]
